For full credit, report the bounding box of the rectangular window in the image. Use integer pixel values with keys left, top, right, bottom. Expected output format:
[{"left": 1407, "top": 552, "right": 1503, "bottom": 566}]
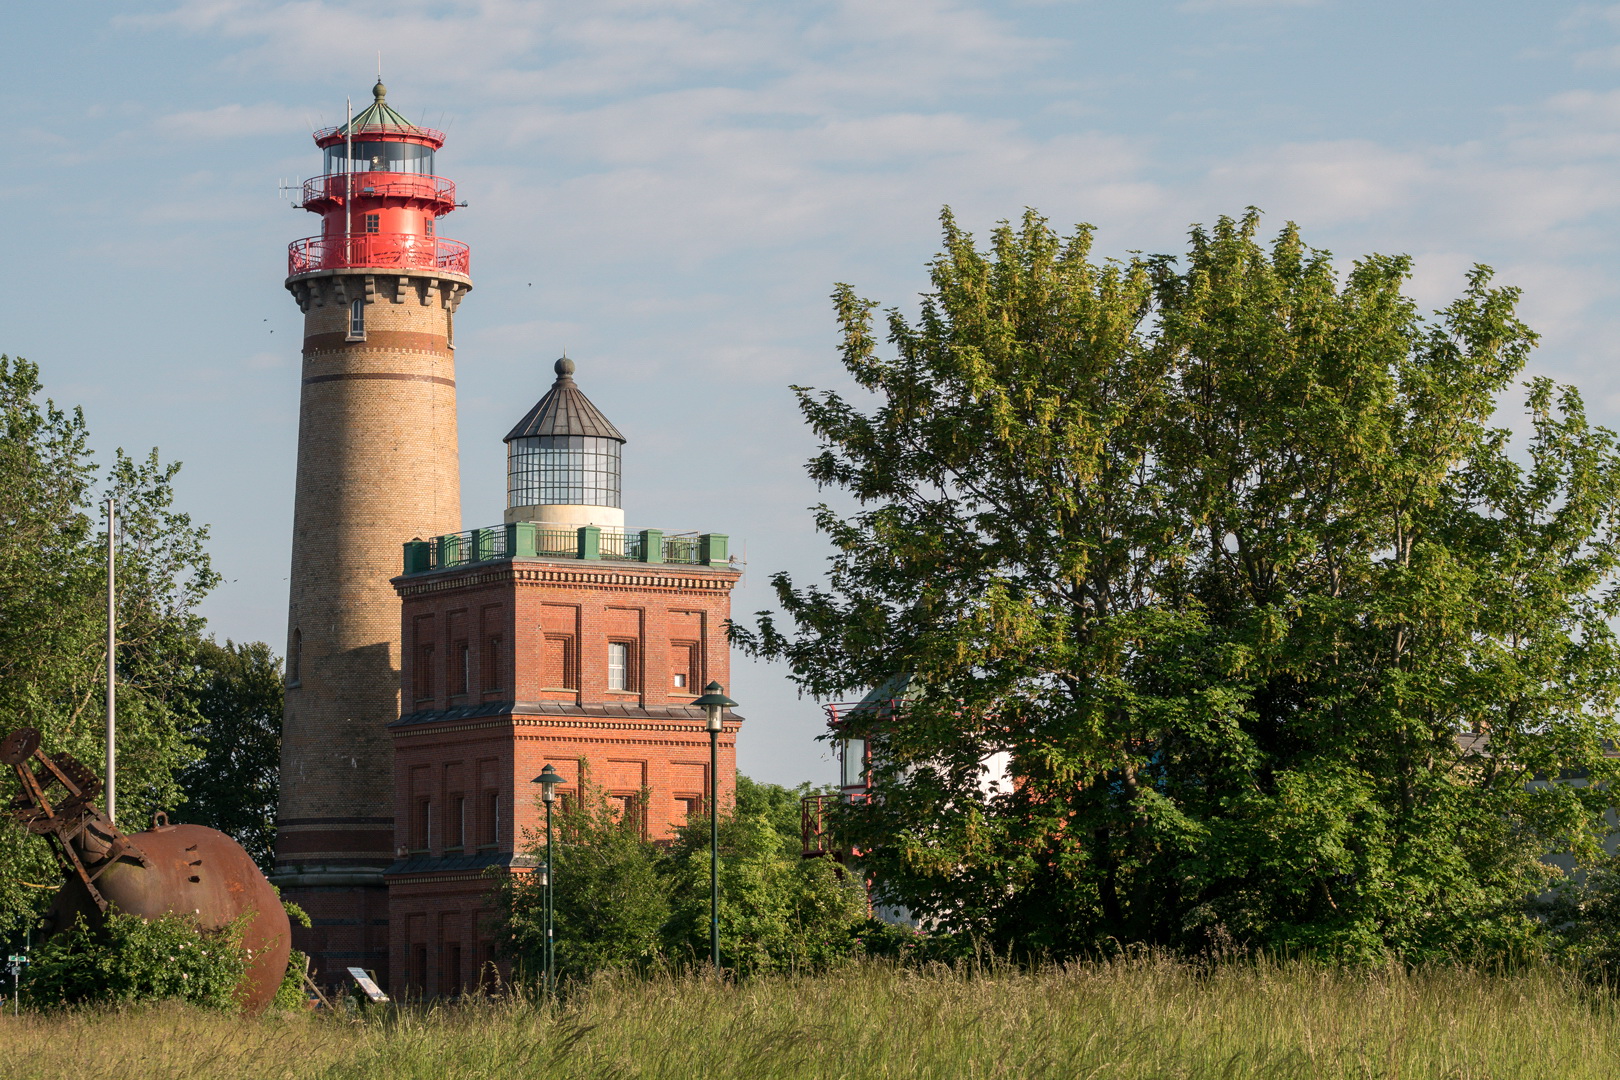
[
  {"left": 608, "top": 641, "right": 632, "bottom": 691},
  {"left": 364, "top": 212, "right": 380, "bottom": 234},
  {"left": 413, "top": 643, "right": 435, "bottom": 703},
  {"left": 349, "top": 298, "right": 365, "bottom": 339},
  {"left": 425, "top": 216, "right": 435, "bottom": 236},
  {"left": 414, "top": 798, "right": 431, "bottom": 851},
  {"left": 451, "top": 795, "right": 466, "bottom": 848}
]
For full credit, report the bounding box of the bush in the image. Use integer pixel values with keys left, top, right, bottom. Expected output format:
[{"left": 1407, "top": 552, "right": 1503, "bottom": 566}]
[{"left": 23, "top": 910, "right": 249, "bottom": 1010}]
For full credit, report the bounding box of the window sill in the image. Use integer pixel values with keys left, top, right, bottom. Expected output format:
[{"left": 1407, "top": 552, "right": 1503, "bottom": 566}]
[{"left": 604, "top": 690, "right": 640, "bottom": 697}]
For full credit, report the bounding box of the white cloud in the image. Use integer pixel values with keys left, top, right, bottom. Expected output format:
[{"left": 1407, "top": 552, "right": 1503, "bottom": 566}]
[{"left": 156, "top": 102, "right": 307, "bottom": 138}]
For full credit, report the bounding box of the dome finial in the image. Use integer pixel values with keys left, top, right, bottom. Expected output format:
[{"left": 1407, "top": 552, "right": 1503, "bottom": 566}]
[
  {"left": 554, "top": 355, "right": 575, "bottom": 381},
  {"left": 373, "top": 78, "right": 387, "bottom": 103}
]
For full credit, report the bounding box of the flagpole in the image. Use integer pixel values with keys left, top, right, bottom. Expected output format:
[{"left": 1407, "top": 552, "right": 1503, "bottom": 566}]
[{"left": 105, "top": 496, "right": 117, "bottom": 825}]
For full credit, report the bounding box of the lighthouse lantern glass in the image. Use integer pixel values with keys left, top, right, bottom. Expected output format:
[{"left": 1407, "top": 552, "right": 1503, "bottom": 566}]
[
  {"left": 325, "top": 141, "right": 436, "bottom": 177},
  {"left": 507, "top": 435, "right": 622, "bottom": 510}
]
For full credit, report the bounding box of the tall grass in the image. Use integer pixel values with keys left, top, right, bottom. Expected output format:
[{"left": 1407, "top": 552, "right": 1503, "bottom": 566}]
[{"left": 4, "top": 955, "right": 1618, "bottom": 1079}]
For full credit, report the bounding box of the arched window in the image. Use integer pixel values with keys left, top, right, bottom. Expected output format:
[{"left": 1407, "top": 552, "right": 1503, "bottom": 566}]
[{"left": 349, "top": 298, "right": 365, "bottom": 339}]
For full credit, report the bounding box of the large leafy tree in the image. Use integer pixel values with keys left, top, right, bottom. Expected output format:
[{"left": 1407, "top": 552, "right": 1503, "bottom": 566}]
[
  {"left": 0, "top": 356, "right": 220, "bottom": 942},
  {"left": 176, "top": 639, "right": 283, "bottom": 872},
  {"left": 739, "top": 210, "right": 1620, "bottom": 961}
]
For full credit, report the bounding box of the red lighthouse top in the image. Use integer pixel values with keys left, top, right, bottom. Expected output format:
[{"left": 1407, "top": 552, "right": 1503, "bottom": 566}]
[{"left": 288, "top": 81, "right": 468, "bottom": 279}]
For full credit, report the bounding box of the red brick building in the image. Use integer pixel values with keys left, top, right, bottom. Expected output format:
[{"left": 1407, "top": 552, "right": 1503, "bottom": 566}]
[{"left": 382, "top": 359, "right": 742, "bottom": 997}]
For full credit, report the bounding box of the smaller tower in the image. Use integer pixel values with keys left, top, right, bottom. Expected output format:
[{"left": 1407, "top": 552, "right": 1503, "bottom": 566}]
[
  {"left": 503, "top": 357, "right": 626, "bottom": 529},
  {"left": 386, "top": 354, "right": 741, "bottom": 998}
]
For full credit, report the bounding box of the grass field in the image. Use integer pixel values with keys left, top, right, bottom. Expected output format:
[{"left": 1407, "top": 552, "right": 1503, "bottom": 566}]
[{"left": 4, "top": 955, "right": 1619, "bottom": 1079}]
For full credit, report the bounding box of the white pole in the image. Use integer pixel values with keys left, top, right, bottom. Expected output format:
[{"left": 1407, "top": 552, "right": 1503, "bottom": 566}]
[
  {"left": 105, "top": 496, "right": 116, "bottom": 825},
  {"left": 345, "top": 96, "right": 353, "bottom": 262}
]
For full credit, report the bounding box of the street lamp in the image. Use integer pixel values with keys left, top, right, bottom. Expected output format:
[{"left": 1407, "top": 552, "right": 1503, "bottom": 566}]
[
  {"left": 532, "top": 764, "right": 564, "bottom": 992},
  {"left": 691, "top": 681, "right": 737, "bottom": 969}
]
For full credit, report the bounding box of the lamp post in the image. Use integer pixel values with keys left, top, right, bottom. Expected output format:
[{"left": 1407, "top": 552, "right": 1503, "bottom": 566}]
[
  {"left": 691, "top": 681, "right": 737, "bottom": 970},
  {"left": 532, "top": 764, "right": 563, "bottom": 992}
]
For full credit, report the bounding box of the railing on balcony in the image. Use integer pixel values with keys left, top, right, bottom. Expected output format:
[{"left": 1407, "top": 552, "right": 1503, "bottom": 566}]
[
  {"left": 802, "top": 793, "right": 869, "bottom": 859},
  {"left": 402, "top": 523, "right": 733, "bottom": 575},
  {"left": 300, "top": 172, "right": 457, "bottom": 208},
  {"left": 288, "top": 233, "right": 470, "bottom": 276},
  {"left": 314, "top": 122, "right": 446, "bottom": 145}
]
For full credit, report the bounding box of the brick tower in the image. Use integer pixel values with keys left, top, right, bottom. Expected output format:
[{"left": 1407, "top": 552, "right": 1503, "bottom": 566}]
[
  {"left": 276, "top": 80, "right": 471, "bottom": 984},
  {"left": 384, "top": 358, "right": 741, "bottom": 998}
]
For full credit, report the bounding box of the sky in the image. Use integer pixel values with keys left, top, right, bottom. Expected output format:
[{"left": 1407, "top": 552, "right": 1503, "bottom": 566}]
[{"left": 5, "top": 1, "right": 1620, "bottom": 786}]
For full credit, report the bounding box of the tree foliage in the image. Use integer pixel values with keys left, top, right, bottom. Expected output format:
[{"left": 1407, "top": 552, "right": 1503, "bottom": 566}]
[
  {"left": 494, "top": 775, "right": 867, "bottom": 979},
  {"left": 176, "top": 639, "right": 283, "bottom": 871},
  {"left": 738, "top": 210, "right": 1620, "bottom": 961},
  {"left": 0, "top": 356, "right": 220, "bottom": 942}
]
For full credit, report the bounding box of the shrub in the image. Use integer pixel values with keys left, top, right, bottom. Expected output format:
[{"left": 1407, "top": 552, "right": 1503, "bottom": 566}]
[{"left": 22, "top": 910, "right": 249, "bottom": 1010}]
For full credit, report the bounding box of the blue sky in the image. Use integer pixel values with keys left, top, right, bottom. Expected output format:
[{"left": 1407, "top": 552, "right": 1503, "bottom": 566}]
[{"left": 4, "top": 1, "right": 1620, "bottom": 785}]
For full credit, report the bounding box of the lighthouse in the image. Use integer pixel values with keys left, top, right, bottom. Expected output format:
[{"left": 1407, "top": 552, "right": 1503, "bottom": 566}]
[{"left": 275, "top": 80, "right": 470, "bottom": 983}]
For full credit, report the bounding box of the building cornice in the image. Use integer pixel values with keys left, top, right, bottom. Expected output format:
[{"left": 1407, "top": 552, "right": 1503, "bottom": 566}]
[{"left": 392, "top": 557, "right": 740, "bottom": 597}]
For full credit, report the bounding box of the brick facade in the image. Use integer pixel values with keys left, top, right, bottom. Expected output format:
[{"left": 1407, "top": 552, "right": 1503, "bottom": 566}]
[
  {"left": 276, "top": 268, "right": 471, "bottom": 985},
  {"left": 384, "top": 555, "right": 741, "bottom": 997}
]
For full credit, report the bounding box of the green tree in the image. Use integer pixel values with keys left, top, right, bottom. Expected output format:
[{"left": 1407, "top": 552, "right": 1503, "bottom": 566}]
[
  {"left": 176, "top": 639, "right": 283, "bottom": 872},
  {"left": 493, "top": 775, "right": 867, "bottom": 980},
  {"left": 663, "top": 776, "right": 867, "bottom": 970},
  {"left": 0, "top": 356, "right": 219, "bottom": 943},
  {"left": 739, "top": 210, "right": 1620, "bottom": 961},
  {"left": 497, "top": 782, "right": 671, "bottom": 981}
]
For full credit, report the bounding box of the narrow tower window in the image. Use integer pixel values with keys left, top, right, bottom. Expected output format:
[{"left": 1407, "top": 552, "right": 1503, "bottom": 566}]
[
  {"left": 364, "top": 212, "right": 380, "bottom": 234},
  {"left": 349, "top": 298, "right": 366, "bottom": 340},
  {"left": 289, "top": 628, "right": 302, "bottom": 686},
  {"left": 425, "top": 216, "right": 435, "bottom": 236}
]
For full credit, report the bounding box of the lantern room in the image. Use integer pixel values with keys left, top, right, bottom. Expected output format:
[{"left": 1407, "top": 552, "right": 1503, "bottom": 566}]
[
  {"left": 289, "top": 80, "right": 467, "bottom": 278},
  {"left": 504, "top": 357, "right": 627, "bottom": 530}
]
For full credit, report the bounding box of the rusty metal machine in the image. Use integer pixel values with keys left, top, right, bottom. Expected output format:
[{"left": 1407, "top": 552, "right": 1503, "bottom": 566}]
[{"left": 1, "top": 727, "right": 291, "bottom": 1012}]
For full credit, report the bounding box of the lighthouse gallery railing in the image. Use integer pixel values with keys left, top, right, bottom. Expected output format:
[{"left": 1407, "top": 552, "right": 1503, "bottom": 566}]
[{"left": 288, "top": 233, "right": 470, "bottom": 276}]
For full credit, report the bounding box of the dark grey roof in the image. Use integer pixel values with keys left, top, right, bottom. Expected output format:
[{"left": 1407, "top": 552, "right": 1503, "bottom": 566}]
[{"left": 503, "top": 357, "right": 626, "bottom": 443}]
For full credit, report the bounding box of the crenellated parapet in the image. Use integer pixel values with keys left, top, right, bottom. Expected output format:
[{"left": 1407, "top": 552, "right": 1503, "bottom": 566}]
[{"left": 286, "top": 269, "right": 471, "bottom": 314}]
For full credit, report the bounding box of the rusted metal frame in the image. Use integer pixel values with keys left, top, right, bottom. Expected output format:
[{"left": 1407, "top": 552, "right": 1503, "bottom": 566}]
[
  {"left": 32, "top": 747, "right": 88, "bottom": 799},
  {"left": 10, "top": 761, "right": 57, "bottom": 821},
  {"left": 41, "top": 830, "right": 109, "bottom": 912}
]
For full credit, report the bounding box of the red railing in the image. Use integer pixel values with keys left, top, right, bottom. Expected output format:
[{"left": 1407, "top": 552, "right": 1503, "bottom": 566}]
[
  {"left": 314, "top": 123, "right": 446, "bottom": 148},
  {"left": 802, "top": 792, "right": 869, "bottom": 859},
  {"left": 300, "top": 172, "right": 456, "bottom": 209},
  {"left": 287, "top": 234, "right": 470, "bottom": 277}
]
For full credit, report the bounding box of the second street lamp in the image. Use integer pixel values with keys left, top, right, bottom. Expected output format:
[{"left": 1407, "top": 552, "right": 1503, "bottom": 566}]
[
  {"left": 532, "top": 764, "right": 564, "bottom": 992},
  {"left": 692, "top": 681, "right": 737, "bottom": 970}
]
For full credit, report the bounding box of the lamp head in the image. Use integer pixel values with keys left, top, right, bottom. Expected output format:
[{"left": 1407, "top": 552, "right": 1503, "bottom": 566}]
[
  {"left": 533, "top": 763, "right": 564, "bottom": 803},
  {"left": 691, "top": 680, "right": 737, "bottom": 734}
]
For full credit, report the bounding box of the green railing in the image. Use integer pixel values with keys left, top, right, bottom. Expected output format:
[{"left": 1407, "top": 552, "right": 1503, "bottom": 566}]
[{"left": 402, "top": 524, "right": 729, "bottom": 575}]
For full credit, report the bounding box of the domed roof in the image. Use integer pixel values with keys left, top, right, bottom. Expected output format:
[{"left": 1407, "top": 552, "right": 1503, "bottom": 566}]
[
  {"left": 503, "top": 357, "right": 626, "bottom": 443},
  {"left": 315, "top": 80, "right": 445, "bottom": 149}
]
